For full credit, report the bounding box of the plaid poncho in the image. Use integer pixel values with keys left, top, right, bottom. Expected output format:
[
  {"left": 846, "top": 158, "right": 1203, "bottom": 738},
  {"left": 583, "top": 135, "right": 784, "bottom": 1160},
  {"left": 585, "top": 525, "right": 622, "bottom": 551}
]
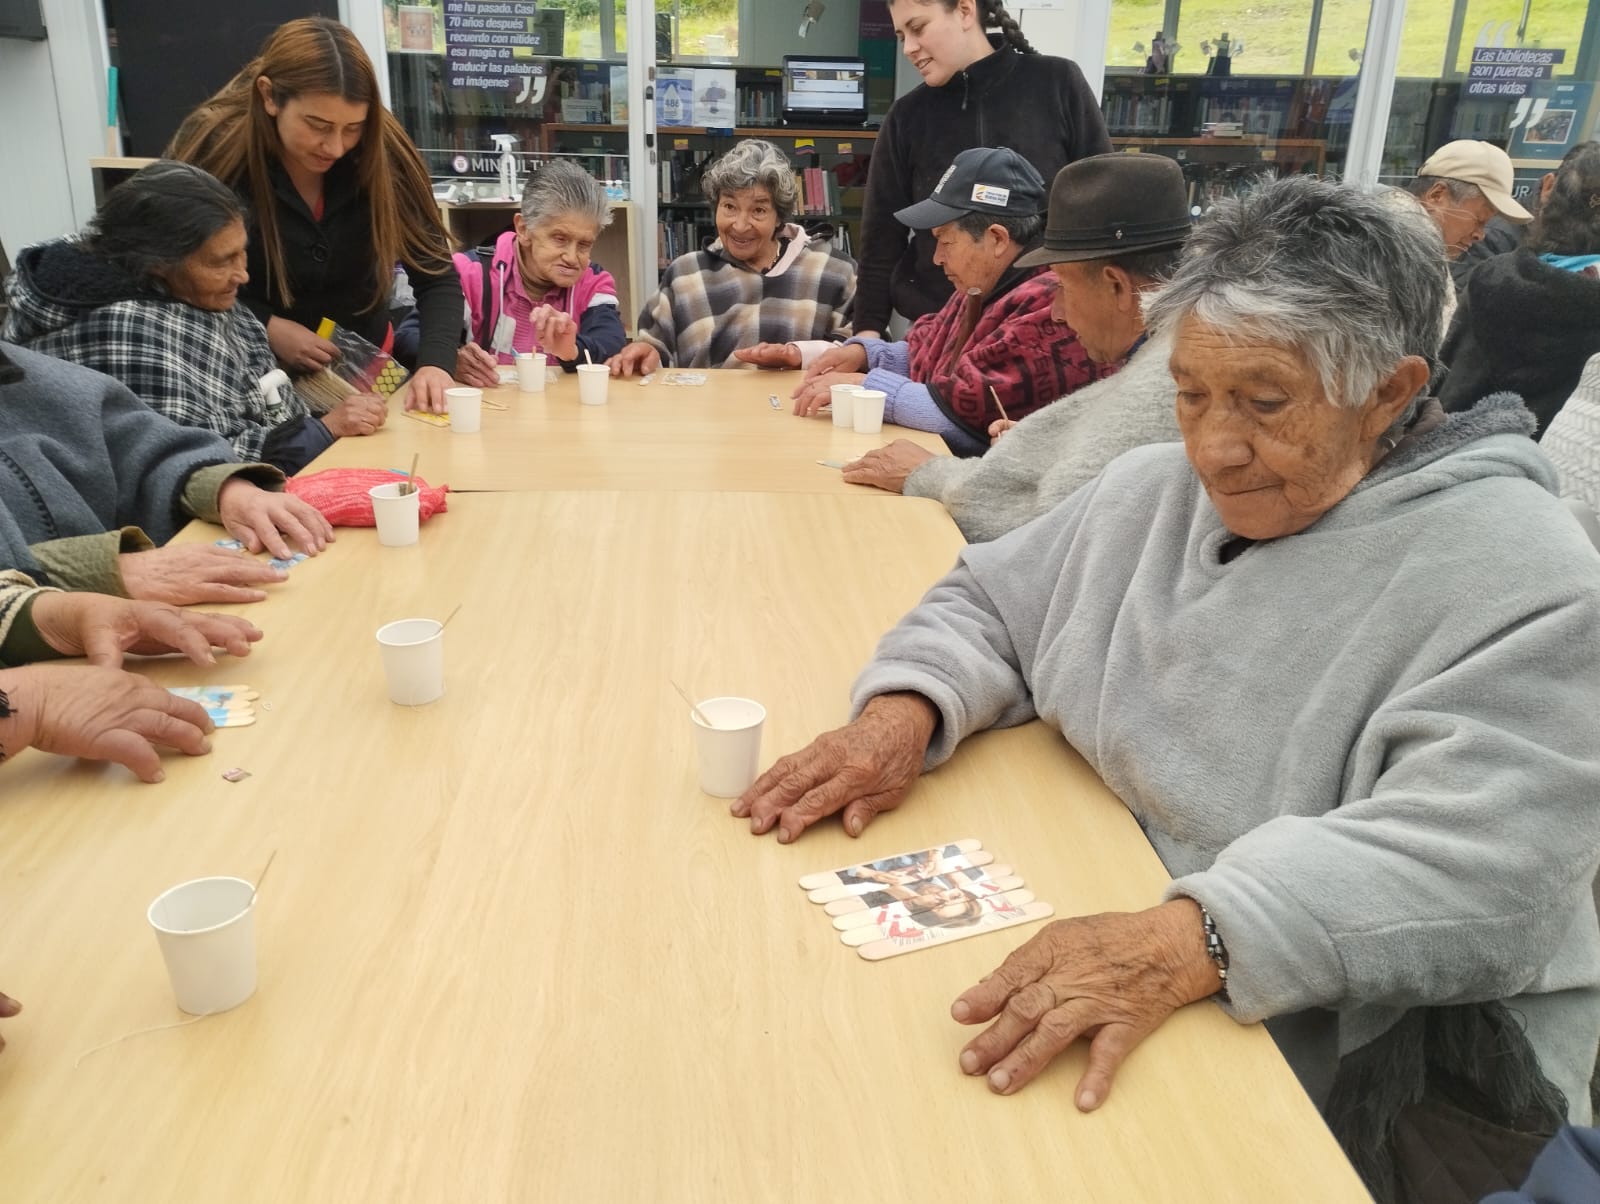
[
  {"left": 633, "top": 223, "right": 855, "bottom": 369},
  {"left": 4, "top": 240, "right": 324, "bottom": 467}
]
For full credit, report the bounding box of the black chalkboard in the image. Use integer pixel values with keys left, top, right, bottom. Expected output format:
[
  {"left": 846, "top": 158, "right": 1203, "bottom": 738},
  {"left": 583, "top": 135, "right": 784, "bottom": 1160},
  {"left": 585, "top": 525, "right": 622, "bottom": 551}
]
[{"left": 108, "top": 0, "right": 340, "bottom": 156}]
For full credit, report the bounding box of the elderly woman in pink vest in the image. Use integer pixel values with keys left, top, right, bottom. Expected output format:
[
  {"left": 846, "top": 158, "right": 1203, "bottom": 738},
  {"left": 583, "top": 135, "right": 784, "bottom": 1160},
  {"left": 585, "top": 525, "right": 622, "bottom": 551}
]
[{"left": 450, "top": 160, "right": 625, "bottom": 386}]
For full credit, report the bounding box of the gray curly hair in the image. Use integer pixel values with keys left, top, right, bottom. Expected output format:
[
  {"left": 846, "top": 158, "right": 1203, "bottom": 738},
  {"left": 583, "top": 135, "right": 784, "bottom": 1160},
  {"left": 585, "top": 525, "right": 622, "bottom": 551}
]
[
  {"left": 1143, "top": 175, "right": 1448, "bottom": 410},
  {"left": 519, "top": 159, "right": 613, "bottom": 232},
  {"left": 700, "top": 139, "right": 798, "bottom": 227}
]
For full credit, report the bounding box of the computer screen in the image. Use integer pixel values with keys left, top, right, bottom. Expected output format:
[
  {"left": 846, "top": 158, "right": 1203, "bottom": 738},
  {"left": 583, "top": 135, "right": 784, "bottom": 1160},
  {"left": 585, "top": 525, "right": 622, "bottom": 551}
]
[{"left": 782, "top": 56, "right": 867, "bottom": 122}]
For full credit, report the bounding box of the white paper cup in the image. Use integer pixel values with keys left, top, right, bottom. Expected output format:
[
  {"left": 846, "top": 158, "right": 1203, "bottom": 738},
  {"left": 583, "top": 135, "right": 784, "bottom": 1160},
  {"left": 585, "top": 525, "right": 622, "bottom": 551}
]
[
  {"left": 516, "top": 352, "right": 547, "bottom": 393},
  {"left": 852, "top": 389, "right": 886, "bottom": 434},
  {"left": 376, "top": 618, "right": 445, "bottom": 705},
  {"left": 148, "top": 876, "right": 257, "bottom": 1015},
  {"left": 446, "top": 386, "right": 482, "bottom": 433},
  {"left": 577, "top": 363, "right": 610, "bottom": 405},
  {"left": 368, "top": 481, "right": 420, "bottom": 547},
  {"left": 830, "top": 382, "right": 857, "bottom": 428},
  {"left": 691, "top": 696, "right": 766, "bottom": 798}
]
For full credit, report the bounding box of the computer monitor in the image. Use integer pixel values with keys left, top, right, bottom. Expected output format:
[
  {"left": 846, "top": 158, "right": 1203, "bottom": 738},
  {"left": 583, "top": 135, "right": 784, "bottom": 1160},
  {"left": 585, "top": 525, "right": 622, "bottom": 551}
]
[{"left": 782, "top": 55, "right": 868, "bottom": 127}]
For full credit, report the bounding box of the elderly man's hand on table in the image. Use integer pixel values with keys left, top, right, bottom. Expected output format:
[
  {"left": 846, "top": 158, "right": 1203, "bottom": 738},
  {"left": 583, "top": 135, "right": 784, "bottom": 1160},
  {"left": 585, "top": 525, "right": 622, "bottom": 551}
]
[
  {"left": 792, "top": 371, "right": 867, "bottom": 417},
  {"left": 733, "top": 343, "right": 802, "bottom": 370},
  {"left": 0, "top": 991, "right": 19, "bottom": 1054},
  {"left": 29, "top": 592, "right": 262, "bottom": 669},
  {"left": 217, "top": 478, "right": 334, "bottom": 562},
  {"left": 952, "top": 899, "right": 1223, "bottom": 1109},
  {"left": 843, "top": 440, "right": 936, "bottom": 493},
  {"left": 988, "top": 418, "right": 1017, "bottom": 444},
  {"left": 803, "top": 341, "right": 869, "bottom": 380},
  {"left": 120, "top": 545, "right": 288, "bottom": 606},
  {"left": 0, "top": 663, "right": 215, "bottom": 782},
  {"left": 608, "top": 343, "right": 661, "bottom": 377},
  {"left": 732, "top": 693, "right": 937, "bottom": 842}
]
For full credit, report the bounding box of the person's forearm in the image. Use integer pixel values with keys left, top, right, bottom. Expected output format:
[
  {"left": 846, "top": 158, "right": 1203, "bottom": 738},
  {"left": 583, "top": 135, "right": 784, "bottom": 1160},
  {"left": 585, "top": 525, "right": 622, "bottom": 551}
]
[{"left": 409, "top": 264, "right": 467, "bottom": 373}]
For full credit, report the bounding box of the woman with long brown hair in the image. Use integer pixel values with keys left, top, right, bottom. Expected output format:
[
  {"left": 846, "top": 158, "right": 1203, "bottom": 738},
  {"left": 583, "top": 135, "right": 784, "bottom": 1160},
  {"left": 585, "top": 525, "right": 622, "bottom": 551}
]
[{"left": 169, "top": 17, "right": 459, "bottom": 412}]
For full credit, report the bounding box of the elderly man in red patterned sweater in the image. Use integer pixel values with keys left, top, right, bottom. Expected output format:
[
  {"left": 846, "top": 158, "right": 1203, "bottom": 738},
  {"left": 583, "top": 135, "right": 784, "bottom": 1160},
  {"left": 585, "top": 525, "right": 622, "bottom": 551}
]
[{"left": 783, "top": 147, "right": 1112, "bottom": 455}]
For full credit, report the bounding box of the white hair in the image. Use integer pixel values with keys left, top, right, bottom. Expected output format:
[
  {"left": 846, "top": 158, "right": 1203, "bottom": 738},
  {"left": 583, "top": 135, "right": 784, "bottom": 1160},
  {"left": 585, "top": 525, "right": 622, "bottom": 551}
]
[
  {"left": 520, "top": 159, "right": 612, "bottom": 232},
  {"left": 700, "top": 139, "right": 799, "bottom": 226}
]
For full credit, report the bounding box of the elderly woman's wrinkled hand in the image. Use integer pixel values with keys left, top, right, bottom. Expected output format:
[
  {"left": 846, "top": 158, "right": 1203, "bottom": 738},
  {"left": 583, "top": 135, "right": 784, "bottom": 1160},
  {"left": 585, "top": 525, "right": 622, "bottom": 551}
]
[
  {"left": 988, "top": 418, "right": 1017, "bottom": 444},
  {"left": 266, "top": 317, "right": 338, "bottom": 374},
  {"left": 732, "top": 693, "right": 937, "bottom": 843},
  {"left": 0, "top": 991, "right": 19, "bottom": 1054},
  {"left": 608, "top": 343, "right": 661, "bottom": 378},
  {"left": 217, "top": 479, "right": 334, "bottom": 562},
  {"left": 530, "top": 305, "right": 580, "bottom": 363},
  {"left": 803, "top": 342, "right": 869, "bottom": 380},
  {"left": 733, "top": 343, "right": 802, "bottom": 370},
  {"left": 454, "top": 343, "right": 502, "bottom": 390},
  {"left": 323, "top": 392, "right": 389, "bottom": 438},
  {"left": 951, "top": 900, "right": 1222, "bottom": 1108},
  {"left": 28, "top": 592, "right": 262, "bottom": 669},
  {"left": 0, "top": 663, "right": 215, "bottom": 783},
  {"left": 842, "top": 440, "right": 936, "bottom": 494},
  {"left": 119, "top": 545, "right": 287, "bottom": 606},
  {"left": 792, "top": 371, "right": 866, "bottom": 417}
]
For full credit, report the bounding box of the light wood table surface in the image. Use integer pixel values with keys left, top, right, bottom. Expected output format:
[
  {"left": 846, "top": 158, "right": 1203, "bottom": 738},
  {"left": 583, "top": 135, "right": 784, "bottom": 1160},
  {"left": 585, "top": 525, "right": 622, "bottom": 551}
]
[
  {"left": 304, "top": 367, "right": 950, "bottom": 493},
  {"left": 0, "top": 491, "right": 1368, "bottom": 1202}
]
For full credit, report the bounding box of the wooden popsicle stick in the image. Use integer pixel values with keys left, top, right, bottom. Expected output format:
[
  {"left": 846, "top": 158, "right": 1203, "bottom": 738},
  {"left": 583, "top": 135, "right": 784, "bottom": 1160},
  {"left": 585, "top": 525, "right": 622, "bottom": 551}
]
[
  {"left": 855, "top": 899, "right": 1056, "bottom": 961},
  {"left": 814, "top": 857, "right": 1006, "bottom": 908},
  {"left": 796, "top": 838, "right": 983, "bottom": 891},
  {"left": 840, "top": 889, "right": 1036, "bottom": 946},
  {"left": 829, "top": 875, "right": 1023, "bottom": 927}
]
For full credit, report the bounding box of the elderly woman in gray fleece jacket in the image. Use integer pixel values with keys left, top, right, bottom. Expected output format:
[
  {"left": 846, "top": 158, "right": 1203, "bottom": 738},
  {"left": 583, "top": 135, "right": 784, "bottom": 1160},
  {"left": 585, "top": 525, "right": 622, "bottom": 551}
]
[{"left": 734, "top": 178, "right": 1600, "bottom": 1203}]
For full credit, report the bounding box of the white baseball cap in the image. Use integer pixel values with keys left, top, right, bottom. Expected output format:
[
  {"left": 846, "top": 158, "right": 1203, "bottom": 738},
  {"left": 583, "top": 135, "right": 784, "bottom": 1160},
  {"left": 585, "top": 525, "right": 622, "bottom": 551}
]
[{"left": 1416, "top": 140, "right": 1533, "bottom": 224}]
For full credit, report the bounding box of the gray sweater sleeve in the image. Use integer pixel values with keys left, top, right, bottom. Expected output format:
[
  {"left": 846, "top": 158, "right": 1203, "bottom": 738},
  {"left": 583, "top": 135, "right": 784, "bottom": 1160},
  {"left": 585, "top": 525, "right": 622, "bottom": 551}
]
[
  {"left": 1167, "top": 583, "right": 1600, "bottom": 1026},
  {"left": 903, "top": 336, "right": 1180, "bottom": 543},
  {"left": 849, "top": 479, "right": 1101, "bottom": 765}
]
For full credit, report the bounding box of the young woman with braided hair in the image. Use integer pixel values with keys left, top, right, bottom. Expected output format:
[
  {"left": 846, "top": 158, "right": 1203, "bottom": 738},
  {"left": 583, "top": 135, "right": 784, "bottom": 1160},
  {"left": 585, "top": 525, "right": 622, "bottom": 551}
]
[{"left": 848, "top": 0, "right": 1110, "bottom": 339}]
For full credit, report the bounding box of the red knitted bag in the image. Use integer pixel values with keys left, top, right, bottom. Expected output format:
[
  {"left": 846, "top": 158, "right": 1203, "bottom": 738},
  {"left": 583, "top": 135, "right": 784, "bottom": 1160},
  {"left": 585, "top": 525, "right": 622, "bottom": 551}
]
[{"left": 285, "top": 469, "right": 449, "bottom": 527}]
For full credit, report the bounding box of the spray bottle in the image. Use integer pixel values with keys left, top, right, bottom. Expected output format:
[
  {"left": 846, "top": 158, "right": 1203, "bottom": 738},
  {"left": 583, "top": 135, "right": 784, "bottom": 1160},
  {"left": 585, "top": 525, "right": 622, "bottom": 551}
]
[{"left": 490, "top": 134, "right": 519, "bottom": 200}]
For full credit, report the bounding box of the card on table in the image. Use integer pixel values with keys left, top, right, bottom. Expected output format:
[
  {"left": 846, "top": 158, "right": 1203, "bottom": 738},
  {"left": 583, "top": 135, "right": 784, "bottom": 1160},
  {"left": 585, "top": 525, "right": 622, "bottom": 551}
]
[
  {"left": 404, "top": 408, "right": 451, "bottom": 428},
  {"left": 268, "top": 553, "right": 309, "bottom": 572},
  {"left": 839, "top": 887, "right": 1036, "bottom": 945},
  {"left": 798, "top": 839, "right": 984, "bottom": 894},
  {"left": 169, "top": 686, "right": 258, "bottom": 728},
  {"left": 660, "top": 371, "right": 707, "bottom": 386},
  {"left": 854, "top": 897, "right": 1055, "bottom": 962}
]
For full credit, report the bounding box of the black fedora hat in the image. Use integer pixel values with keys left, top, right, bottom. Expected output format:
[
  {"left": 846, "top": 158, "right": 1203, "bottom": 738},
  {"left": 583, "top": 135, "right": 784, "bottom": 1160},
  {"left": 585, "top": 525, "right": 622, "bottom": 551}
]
[{"left": 1016, "top": 153, "right": 1191, "bottom": 268}]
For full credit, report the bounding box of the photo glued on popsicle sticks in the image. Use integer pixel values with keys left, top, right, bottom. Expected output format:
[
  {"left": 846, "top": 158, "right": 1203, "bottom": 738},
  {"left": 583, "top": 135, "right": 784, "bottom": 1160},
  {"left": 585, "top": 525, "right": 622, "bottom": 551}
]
[
  {"left": 810, "top": 851, "right": 1000, "bottom": 905},
  {"left": 854, "top": 894, "right": 1055, "bottom": 962},
  {"left": 827, "top": 864, "right": 1018, "bottom": 921},
  {"left": 840, "top": 886, "right": 1038, "bottom": 945},
  {"left": 168, "top": 685, "right": 259, "bottom": 729},
  {"left": 797, "top": 839, "right": 984, "bottom": 894}
]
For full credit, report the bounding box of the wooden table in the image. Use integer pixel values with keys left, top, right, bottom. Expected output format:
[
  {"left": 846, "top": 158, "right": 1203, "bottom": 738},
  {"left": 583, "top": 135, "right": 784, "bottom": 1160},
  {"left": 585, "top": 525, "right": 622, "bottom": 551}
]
[
  {"left": 0, "top": 491, "right": 1368, "bottom": 1201},
  {"left": 305, "top": 368, "right": 952, "bottom": 494}
]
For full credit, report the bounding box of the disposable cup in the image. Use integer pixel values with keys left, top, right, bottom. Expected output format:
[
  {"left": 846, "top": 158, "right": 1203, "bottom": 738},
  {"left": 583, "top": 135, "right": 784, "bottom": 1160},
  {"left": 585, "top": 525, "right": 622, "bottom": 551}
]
[
  {"left": 830, "top": 382, "right": 857, "bottom": 428},
  {"left": 446, "top": 386, "right": 482, "bottom": 433},
  {"left": 376, "top": 618, "right": 444, "bottom": 705},
  {"left": 369, "top": 481, "right": 420, "bottom": 547},
  {"left": 852, "top": 389, "right": 886, "bottom": 435},
  {"left": 577, "top": 363, "right": 610, "bottom": 405},
  {"left": 148, "top": 876, "right": 257, "bottom": 1015},
  {"left": 517, "top": 352, "right": 547, "bottom": 393},
  {"left": 691, "top": 697, "right": 766, "bottom": 798}
]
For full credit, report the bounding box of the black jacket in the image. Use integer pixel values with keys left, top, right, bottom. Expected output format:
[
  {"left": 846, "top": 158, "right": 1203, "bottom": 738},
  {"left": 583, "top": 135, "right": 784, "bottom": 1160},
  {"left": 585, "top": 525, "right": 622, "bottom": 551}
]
[
  {"left": 1439, "top": 248, "right": 1600, "bottom": 437},
  {"left": 855, "top": 47, "right": 1111, "bottom": 334},
  {"left": 238, "top": 155, "right": 461, "bottom": 374}
]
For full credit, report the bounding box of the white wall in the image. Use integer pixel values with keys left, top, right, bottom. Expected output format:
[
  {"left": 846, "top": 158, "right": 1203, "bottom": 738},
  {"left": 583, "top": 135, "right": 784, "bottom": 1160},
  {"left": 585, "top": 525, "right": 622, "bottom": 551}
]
[{"left": 0, "top": 0, "right": 111, "bottom": 258}]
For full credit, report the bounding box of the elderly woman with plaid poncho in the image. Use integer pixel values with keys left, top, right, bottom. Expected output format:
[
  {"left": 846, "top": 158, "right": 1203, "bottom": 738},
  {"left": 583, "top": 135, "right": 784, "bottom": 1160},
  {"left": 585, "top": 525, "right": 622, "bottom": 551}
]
[
  {"left": 4, "top": 161, "right": 387, "bottom": 475},
  {"left": 607, "top": 140, "right": 857, "bottom": 376}
]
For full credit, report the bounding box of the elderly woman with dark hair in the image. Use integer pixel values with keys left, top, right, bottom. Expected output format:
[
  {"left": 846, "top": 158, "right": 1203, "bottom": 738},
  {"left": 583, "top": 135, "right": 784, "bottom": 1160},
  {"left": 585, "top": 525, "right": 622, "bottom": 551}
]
[
  {"left": 3, "top": 160, "right": 386, "bottom": 474},
  {"left": 448, "top": 158, "right": 625, "bottom": 387},
  {"left": 1441, "top": 139, "right": 1600, "bottom": 436},
  {"left": 735, "top": 177, "right": 1600, "bottom": 1202},
  {"left": 607, "top": 139, "right": 856, "bottom": 375}
]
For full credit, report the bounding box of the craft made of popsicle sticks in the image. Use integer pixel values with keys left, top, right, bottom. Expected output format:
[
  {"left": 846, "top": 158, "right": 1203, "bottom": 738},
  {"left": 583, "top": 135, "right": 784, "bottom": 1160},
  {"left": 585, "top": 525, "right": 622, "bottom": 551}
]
[{"left": 831, "top": 875, "right": 1024, "bottom": 929}]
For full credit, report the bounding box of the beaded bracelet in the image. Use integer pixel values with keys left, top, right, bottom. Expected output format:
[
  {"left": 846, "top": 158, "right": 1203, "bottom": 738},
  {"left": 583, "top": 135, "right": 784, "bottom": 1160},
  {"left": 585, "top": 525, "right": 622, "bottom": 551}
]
[{"left": 1199, "top": 902, "right": 1230, "bottom": 998}]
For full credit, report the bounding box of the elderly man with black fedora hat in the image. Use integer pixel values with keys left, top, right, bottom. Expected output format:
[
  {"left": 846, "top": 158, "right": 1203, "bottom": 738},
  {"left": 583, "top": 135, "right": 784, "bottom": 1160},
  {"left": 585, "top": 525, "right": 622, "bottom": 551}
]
[
  {"left": 842, "top": 152, "right": 1192, "bottom": 542},
  {"left": 781, "top": 146, "right": 1110, "bottom": 454}
]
